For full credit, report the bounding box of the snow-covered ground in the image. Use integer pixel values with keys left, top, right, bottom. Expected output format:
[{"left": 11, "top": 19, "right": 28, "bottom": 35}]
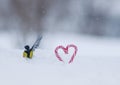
[{"left": 0, "top": 32, "right": 120, "bottom": 85}]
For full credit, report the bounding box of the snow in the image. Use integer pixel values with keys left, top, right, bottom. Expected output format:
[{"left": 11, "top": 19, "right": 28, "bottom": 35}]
[{"left": 0, "top": 32, "right": 120, "bottom": 85}]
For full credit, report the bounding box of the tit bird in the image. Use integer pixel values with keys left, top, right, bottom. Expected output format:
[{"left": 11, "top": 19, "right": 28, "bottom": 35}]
[{"left": 23, "top": 36, "right": 42, "bottom": 59}]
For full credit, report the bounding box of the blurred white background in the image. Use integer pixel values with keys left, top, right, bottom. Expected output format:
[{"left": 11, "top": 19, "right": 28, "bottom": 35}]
[{"left": 0, "top": 0, "right": 120, "bottom": 47}]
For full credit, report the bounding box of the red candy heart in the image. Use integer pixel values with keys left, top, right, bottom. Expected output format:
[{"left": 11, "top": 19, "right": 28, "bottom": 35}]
[{"left": 55, "top": 44, "right": 78, "bottom": 64}]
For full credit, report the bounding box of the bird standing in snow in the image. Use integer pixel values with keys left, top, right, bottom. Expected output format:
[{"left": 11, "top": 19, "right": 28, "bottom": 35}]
[{"left": 23, "top": 36, "right": 42, "bottom": 59}]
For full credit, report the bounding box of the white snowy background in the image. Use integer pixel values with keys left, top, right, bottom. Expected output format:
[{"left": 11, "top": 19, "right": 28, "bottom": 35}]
[
  {"left": 0, "top": 0, "right": 120, "bottom": 85},
  {"left": 0, "top": 32, "right": 120, "bottom": 85}
]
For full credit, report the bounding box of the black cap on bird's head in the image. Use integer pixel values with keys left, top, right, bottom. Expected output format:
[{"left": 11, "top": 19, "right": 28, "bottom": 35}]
[{"left": 24, "top": 45, "right": 30, "bottom": 50}]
